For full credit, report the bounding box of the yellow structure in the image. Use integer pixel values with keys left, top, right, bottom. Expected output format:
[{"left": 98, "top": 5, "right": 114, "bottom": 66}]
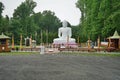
[
  {"left": 87, "top": 38, "right": 91, "bottom": 49},
  {"left": 97, "top": 36, "right": 100, "bottom": 49}
]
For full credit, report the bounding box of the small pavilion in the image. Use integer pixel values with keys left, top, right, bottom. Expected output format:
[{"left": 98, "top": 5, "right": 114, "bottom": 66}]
[
  {"left": 0, "top": 33, "right": 10, "bottom": 52},
  {"left": 107, "top": 30, "right": 120, "bottom": 49}
]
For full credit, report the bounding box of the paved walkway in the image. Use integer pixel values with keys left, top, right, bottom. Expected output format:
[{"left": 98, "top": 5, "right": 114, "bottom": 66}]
[{"left": 0, "top": 54, "right": 120, "bottom": 80}]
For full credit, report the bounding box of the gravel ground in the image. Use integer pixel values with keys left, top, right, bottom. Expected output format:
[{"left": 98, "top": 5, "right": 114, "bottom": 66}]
[{"left": 0, "top": 54, "right": 120, "bottom": 80}]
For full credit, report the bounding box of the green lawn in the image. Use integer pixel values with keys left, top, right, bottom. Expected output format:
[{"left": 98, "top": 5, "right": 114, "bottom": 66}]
[
  {"left": 0, "top": 52, "right": 120, "bottom": 57},
  {"left": 0, "top": 52, "right": 39, "bottom": 56}
]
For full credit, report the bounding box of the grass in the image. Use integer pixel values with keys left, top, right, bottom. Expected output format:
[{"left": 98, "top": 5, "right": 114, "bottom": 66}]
[
  {"left": 0, "top": 52, "right": 39, "bottom": 56},
  {"left": 0, "top": 51, "right": 120, "bottom": 57}
]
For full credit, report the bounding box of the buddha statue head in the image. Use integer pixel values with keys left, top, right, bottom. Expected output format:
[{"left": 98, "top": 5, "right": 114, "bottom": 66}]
[{"left": 62, "top": 20, "right": 68, "bottom": 28}]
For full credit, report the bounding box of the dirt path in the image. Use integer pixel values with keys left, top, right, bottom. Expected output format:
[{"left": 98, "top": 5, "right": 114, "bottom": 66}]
[{"left": 0, "top": 54, "right": 120, "bottom": 80}]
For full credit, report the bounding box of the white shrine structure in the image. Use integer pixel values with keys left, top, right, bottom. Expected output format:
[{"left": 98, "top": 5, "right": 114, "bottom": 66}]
[{"left": 53, "top": 20, "right": 77, "bottom": 47}]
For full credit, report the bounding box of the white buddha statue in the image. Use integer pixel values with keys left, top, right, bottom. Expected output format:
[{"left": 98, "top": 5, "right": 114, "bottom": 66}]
[{"left": 53, "top": 20, "right": 76, "bottom": 46}]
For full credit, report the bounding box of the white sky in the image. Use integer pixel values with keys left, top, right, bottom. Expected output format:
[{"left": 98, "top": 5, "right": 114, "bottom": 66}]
[{"left": 1, "top": 0, "right": 81, "bottom": 25}]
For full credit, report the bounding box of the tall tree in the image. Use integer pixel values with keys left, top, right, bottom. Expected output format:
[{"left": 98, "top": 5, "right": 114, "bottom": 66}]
[
  {"left": 13, "top": 0, "right": 36, "bottom": 19},
  {"left": 12, "top": 0, "right": 37, "bottom": 37},
  {"left": 102, "top": 0, "right": 120, "bottom": 37},
  {"left": 0, "top": 2, "right": 4, "bottom": 19},
  {"left": 76, "top": 0, "right": 120, "bottom": 42},
  {"left": 0, "top": 2, "right": 11, "bottom": 35},
  {"left": 41, "top": 10, "right": 61, "bottom": 32}
]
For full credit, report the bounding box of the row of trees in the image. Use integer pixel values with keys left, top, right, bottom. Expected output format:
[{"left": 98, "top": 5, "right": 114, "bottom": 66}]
[
  {"left": 1, "top": 0, "right": 120, "bottom": 44},
  {"left": 76, "top": 0, "right": 120, "bottom": 42},
  {"left": 0, "top": 0, "right": 63, "bottom": 44}
]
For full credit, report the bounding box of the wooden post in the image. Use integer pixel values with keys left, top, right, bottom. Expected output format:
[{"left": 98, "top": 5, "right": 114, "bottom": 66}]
[
  {"left": 20, "top": 34, "right": 22, "bottom": 50},
  {"left": 12, "top": 35, "right": 14, "bottom": 49},
  {"left": 88, "top": 38, "right": 90, "bottom": 49},
  {"left": 30, "top": 35, "right": 32, "bottom": 48},
  {"left": 98, "top": 37, "right": 100, "bottom": 48},
  {"left": 108, "top": 38, "right": 111, "bottom": 48}
]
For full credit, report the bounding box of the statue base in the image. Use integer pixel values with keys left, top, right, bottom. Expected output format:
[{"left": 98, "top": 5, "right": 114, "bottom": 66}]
[{"left": 53, "top": 40, "right": 77, "bottom": 48}]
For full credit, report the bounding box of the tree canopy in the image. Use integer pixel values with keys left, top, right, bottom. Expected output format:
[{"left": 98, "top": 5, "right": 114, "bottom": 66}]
[
  {"left": 0, "top": 0, "right": 61, "bottom": 44},
  {"left": 0, "top": 2, "right": 4, "bottom": 18},
  {"left": 0, "top": 0, "right": 120, "bottom": 44},
  {"left": 76, "top": 0, "right": 120, "bottom": 42}
]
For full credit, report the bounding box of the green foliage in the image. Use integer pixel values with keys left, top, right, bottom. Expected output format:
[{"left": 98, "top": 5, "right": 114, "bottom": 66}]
[
  {"left": 1, "top": 0, "right": 119, "bottom": 45},
  {"left": 0, "top": 0, "right": 62, "bottom": 45},
  {"left": 0, "top": 2, "right": 5, "bottom": 33},
  {"left": 12, "top": 0, "right": 37, "bottom": 37},
  {"left": 31, "top": 10, "right": 61, "bottom": 44},
  {"left": 76, "top": 0, "right": 120, "bottom": 42},
  {"left": 0, "top": 2, "right": 4, "bottom": 18},
  {"left": 13, "top": 0, "right": 36, "bottom": 19}
]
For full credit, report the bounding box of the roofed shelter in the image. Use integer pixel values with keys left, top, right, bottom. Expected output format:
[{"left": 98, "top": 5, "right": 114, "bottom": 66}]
[
  {"left": 107, "top": 30, "right": 120, "bottom": 49},
  {"left": 0, "top": 33, "right": 11, "bottom": 52}
]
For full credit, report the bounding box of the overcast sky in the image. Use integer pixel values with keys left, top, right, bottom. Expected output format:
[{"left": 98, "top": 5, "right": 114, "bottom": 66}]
[{"left": 1, "top": 0, "right": 81, "bottom": 25}]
